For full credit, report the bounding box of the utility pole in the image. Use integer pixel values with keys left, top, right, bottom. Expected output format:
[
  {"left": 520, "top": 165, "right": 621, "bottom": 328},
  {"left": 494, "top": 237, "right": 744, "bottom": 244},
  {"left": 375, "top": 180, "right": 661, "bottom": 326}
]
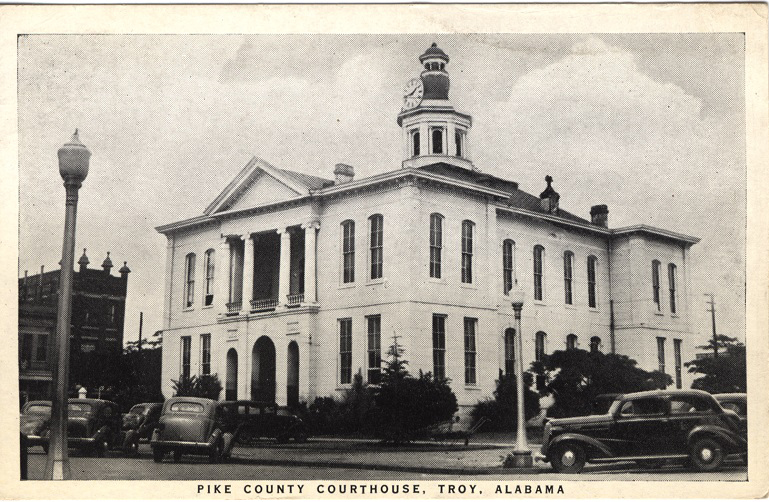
[
  {"left": 705, "top": 293, "right": 718, "bottom": 358},
  {"left": 138, "top": 311, "right": 143, "bottom": 352}
]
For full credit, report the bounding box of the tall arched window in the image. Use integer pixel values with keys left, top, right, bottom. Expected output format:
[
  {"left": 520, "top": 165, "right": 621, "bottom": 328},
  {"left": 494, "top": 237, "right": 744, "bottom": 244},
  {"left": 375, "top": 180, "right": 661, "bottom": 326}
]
[
  {"left": 410, "top": 129, "right": 420, "bottom": 157},
  {"left": 535, "top": 331, "right": 547, "bottom": 362},
  {"left": 652, "top": 260, "right": 662, "bottom": 310},
  {"left": 587, "top": 255, "right": 597, "bottom": 308},
  {"left": 503, "top": 239, "right": 515, "bottom": 294},
  {"left": 341, "top": 220, "right": 355, "bottom": 283},
  {"left": 533, "top": 245, "right": 544, "bottom": 301},
  {"left": 204, "top": 249, "right": 215, "bottom": 306},
  {"left": 461, "top": 220, "right": 474, "bottom": 283},
  {"left": 590, "top": 336, "right": 601, "bottom": 353},
  {"left": 668, "top": 263, "right": 677, "bottom": 314},
  {"left": 504, "top": 328, "right": 515, "bottom": 375},
  {"left": 368, "top": 215, "right": 383, "bottom": 280},
  {"left": 566, "top": 334, "right": 578, "bottom": 350},
  {"left": 563, "top": 251, "right": 574, "bottom": 305},
  {"left": 429, "top": 214, "right": 443, "bottom": 279},
  {"left": 431, "top": 127, "right": 444, "bottom": 154},
  {"left": 184, "top": 253, "right": 196, "bottom": 308}
]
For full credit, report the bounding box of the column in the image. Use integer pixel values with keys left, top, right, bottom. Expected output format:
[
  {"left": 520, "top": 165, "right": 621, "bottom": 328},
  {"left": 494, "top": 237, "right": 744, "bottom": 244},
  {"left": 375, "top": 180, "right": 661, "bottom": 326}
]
[
  {"left": 277, "top": 228, "right": 291, "bottom": 306},
  {"left": 447, "top": 122, "right": 457, "bottom": 156},
  {"left": 419, "top": 123, "right": 429, "bottom": 156},
  {"left": 275, "top": 339, "right": 288, "bottom": 407},
  {"left": 241, "top": 234, "right": 254, "bottom": 312},
  {"left": 216, "top": 237, "right": 230, "bottom": 311},
  {"left": 302, "top": 221, "right": 319, "bottom": 304}
]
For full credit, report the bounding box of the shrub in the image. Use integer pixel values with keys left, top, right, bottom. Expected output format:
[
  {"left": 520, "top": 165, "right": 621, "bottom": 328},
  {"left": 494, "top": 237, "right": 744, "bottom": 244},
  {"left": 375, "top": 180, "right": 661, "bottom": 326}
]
[
  {"left": 171, "top": 374, "right": 223, "bottom": 400},
  {"left": 471, "top": 372, "right": 540, "bottom": 432}
]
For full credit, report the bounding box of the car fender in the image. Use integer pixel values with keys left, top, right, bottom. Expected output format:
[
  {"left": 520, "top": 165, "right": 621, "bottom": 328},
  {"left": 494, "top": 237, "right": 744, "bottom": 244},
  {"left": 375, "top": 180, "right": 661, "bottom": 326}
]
[
  {"left": 547, "top": 433, "right": 613, "bottom": 459},
  {"left": 207, "top": 428, "right": 222, "bottom": 447},
  {"left": 687, "top": 425, "right": 742, "bottom": 450},
  {"left": 93, "top": 425, "right": 110, "bottom": 442}
]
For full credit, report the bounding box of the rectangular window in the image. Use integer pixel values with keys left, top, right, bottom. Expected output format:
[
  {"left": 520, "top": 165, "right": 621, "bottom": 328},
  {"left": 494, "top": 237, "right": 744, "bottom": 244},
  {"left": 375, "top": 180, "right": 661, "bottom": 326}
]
[
  {"left": 534, "top": 246, "right": 544, "bottom": 301},
  {"left": 674, "top": 339, "right": 683, "bottom": 389},
  {"left": 504, "top": 329, "right": 515, "bottom": 375},
  {"left": 204, "top": 250, "right": 215, "bottom": 306},
  {"left": 461, "top": 221, "right": 473, "bottom": 284},
  {"left": 20, "top": 334, "right": 33, "bottom": 364},
  {"left": 201, "top": 334, "right": 211, "bottom": 375},
  {"left": 535, "top": 332, "right": 547, "bottom": 362},
  {"left": 587, "top": 256, "right": 597, "bottom": 308},
  {"left": 366, "top": 315, "right": 381, "bottom": 384},
  {"left": 339, "top": 318, "right": 353, "bottom": 385},
  {"left": 184, "top": 254, "right": 196, "bottom": 308},
  {"left": 36, "top": 334, "right": 48, "bottom": 362},
  {"left": 181, "top": 336, "right": 192, "bottom": 379},
  {"left": 342, "top": 221, "right": 355, "bottom": 283},
  {"left": 657, "top": 336, "right": 666, "bottom": 376},
  {"left": 502, "top": 240, "right": 514, "bottom": 294},
  {"left": 430, "top": 214, "right": 442, "bottom": 278},
  {"left": 564, "top": 252, "right": 573, "bottom": 305},
  {"left": 652, "top": 260, "right": 661, "bottom": 310},
  {"left": 432, "top": 315, "right": 446, "bottom": 380},
  {"left": 464, "top": 318, "right": 477, "bottom": 385},
  {"left": 109, "top": 304, "right": 116, "bottom": 324},
  {"left": 369, "top": 215, "right": 383, "bottom": 280},
  {"left": 668, "top": 264, "right": 677, "bottom": 314}
]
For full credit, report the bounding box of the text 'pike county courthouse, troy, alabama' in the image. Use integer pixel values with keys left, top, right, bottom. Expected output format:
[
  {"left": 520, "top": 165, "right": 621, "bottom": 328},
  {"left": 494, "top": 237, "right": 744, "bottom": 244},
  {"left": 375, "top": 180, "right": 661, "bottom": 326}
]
[{"left": 155, "top": 43, "right": 699, "bottom": 417}]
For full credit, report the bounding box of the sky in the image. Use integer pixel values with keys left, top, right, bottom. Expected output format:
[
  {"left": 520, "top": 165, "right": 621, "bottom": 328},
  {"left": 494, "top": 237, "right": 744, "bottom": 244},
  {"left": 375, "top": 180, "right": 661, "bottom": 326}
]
[{"left": 18, "top": 34, "right": 745, "bottom": 351}]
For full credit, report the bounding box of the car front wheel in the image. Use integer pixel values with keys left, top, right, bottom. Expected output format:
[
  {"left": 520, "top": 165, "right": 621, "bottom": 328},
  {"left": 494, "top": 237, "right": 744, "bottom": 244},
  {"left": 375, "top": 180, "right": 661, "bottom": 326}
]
[
  {"left": 152, "top": 448, "right": 164, "bottom": 463},
  {"left": 689, "top": 437, "right": 725, "bottom": 472},
  {"left": 209, "top": 439, "right": 222, "bottom": 464},
  {"left": 550, "top": 442, "right": 586, "bottom": 474}
]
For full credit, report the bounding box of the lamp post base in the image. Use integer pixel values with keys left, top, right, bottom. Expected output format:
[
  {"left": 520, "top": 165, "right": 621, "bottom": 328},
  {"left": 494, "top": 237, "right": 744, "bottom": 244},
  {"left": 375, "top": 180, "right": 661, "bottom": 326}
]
[
  {"left": 43, "top": 457, "right": 71, "bottom": 480},
  {"left": 510, "top": 450, "right": 533, "bottom": 468}
]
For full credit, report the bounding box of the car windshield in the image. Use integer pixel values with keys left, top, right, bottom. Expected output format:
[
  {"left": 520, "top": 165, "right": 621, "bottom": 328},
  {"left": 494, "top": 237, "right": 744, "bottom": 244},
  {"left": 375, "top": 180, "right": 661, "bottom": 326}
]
[
  {"left": 719, "top": 401, "right": 746, "bottom": 415},
  {"left": 169, "top": 402, "right": 205, "bottom": 413},
  {"left": 68, "top": 403, "right": 92, "bottom": 413},
  {"left": 24, "top": 404, "right": 51, "bottom": 415},
  {"left": 128, "top": 405, "right": 146, "bottom": 415}
]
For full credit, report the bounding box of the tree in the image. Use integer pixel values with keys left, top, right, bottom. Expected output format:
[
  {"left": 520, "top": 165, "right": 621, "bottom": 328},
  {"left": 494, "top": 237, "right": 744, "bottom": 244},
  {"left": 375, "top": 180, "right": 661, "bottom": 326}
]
[
  {"left": 171, "top": 374, "right": 223, "bottom": 400},
  {"left": 685, "top": 337, "right": 746, "bottom": 393},
  {"left": 531, "top": 349, "right": 672, "bottom": 418},
  {"left": 471, "top": 372, "right": 540, "bottom": 432},
  {"left": 366, "top": 338, "right": 458, "bottom": 443}
]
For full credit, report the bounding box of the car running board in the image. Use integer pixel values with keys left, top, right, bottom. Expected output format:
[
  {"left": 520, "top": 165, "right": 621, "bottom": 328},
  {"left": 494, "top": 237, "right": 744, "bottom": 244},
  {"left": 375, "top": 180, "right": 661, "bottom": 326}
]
[{"left": 589, "top": 454, "right": 689, "bottom": 463}]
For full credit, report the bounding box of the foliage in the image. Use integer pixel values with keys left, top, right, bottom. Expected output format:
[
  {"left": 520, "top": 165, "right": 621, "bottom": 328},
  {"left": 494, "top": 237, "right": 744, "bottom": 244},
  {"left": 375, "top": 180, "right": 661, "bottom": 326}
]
[
  {"left": 685, "top": 337, "right": 746, "bottom": 393},
  {"left": 171, "top": 373, "right": 223, "bottom": 400},
  {"left": 293, "top": 372, "right": 375, "bottom": 437},
  {"left": 530, "top": 349, "right": 672, "bottom": 418},
  {"left": 365, "top": 339, "right": 458, "bottom": 444},
  {"left": 339, "top": 371, "right": 375, "bottom": 433},
  {"left": 471, "top": 372, "right": 540, "bottom": 432}
]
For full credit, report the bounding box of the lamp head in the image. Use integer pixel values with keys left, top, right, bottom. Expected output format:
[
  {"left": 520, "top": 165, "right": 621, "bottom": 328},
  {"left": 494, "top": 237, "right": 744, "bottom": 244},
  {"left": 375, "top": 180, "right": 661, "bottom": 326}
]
[
  {"left": 58, "top": 129, "right": 90, "bottom": 182},
  {"left": 510, "top": 281, "right": 526, "bottom": 308}
]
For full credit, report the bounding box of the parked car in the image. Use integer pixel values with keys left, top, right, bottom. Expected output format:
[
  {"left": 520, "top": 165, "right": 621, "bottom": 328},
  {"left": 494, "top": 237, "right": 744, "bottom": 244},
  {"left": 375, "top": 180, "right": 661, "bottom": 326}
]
[
  {"left": 20, "top": 400, "right": 52, "bottom": 452},
  {"left": 714, "top": 393, "right": 747, "bottom": 464},
  {"left": 65, "top": 399, "right": 123, "bottom": 456},
  {"left": 120, "top": 402, "right": 163, "bottom": 454},
  {"left": 151, "top": 397, "right": 228, "bottom": 463},
  {"left": 541, "top": 389, "right": 746, "bottom": 473},
  {"left": 590, "top": 393, "right": 620, "bottom": 415},
  {"left": 221, "top": 401, "right": 307, "bottom": 444}
]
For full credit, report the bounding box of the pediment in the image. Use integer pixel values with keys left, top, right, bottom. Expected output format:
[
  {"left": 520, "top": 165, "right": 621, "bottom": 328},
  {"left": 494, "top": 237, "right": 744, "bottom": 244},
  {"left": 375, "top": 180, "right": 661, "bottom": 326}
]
[{"left": 220, "top": 171, "right": 301, "bottom": 213}]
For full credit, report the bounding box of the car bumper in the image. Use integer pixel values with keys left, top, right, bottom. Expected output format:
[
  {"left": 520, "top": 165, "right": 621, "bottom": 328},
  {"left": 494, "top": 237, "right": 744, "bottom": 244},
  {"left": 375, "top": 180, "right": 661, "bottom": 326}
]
[
  {"left": 150, "top": 440, "right": 214, "bottom": 452},
  {"left": 25, "top": 435, "right": 46, "bottom": 447},
  {"left": 68, "top": 437, "right": 97, "bottom": 446}
]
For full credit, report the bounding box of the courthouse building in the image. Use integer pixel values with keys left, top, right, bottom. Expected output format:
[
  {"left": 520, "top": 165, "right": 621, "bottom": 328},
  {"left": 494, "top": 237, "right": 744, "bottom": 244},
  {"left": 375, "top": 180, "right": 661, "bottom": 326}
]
[{"left": 156, "top": 44, "right": 699, "bottom": 413}]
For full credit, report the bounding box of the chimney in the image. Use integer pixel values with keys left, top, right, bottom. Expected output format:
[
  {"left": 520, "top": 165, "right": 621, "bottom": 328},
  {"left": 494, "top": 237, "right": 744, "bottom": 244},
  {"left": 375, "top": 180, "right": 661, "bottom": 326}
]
[
  {"left": 334, "top": 163, "right": 354, "bottom": 184},
  {"left": 539, "top": 175, "right": 560, "bottom": 214},
  {"left": 590, "top": 204, "right": 609, "bottom": 228}
]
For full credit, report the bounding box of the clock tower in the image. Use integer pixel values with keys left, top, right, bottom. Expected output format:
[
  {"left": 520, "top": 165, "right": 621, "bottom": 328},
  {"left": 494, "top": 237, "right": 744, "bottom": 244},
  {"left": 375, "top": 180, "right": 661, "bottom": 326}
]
[{"left": 397, "top": 43, "right": 473, "bottom": 170}]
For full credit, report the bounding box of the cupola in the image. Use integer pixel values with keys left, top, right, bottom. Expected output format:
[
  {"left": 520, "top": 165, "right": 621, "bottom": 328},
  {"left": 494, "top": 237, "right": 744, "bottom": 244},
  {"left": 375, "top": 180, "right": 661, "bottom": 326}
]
[
  {"left": 102, "top": 251, "right": 113, "bottom": 274},
  {"left": 540, "top": 175, "right": 560, "bottom": 214},
  {"left": 78, "top": 248, "right": 89, "bottom": 272},
  {"left": 397, "top": 43, "right": 473, "bottom": 170}
]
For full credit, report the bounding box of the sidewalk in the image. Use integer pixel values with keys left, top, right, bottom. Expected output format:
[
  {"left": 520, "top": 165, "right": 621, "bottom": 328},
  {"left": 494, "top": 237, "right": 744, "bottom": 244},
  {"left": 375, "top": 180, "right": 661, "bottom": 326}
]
[{"left": 230, "top": 437, "right": 548, "bottom": 475}]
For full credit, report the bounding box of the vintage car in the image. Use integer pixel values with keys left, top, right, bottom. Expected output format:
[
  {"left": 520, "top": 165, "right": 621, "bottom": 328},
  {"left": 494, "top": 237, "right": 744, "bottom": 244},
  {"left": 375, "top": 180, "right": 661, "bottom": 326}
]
[
  {"left": 20, "top": 400, "right": 52, "bottom": 452},
  {"left": 65, "top": 399, "right": 123, "bottom": 456},
  {"left": 541, "top": 389, "right": 746, "bottom": 473},
  {"left": 151, "top": 397, "right": 228, "bottom": 463},
  {"left": 714, "top": 393, "right": 747, "bottom": 463},
  {"left": 120, "top": 402, "right": 163, "bottom": 454},
  {"left": 220, "top": 401, "right": 307, "bottom": 444}
]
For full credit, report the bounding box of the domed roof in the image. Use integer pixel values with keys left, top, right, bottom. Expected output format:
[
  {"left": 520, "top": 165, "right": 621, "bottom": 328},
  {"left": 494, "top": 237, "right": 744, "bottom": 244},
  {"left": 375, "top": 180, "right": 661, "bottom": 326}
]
[
  {"left": 419, "top": 42, "right": 449, "bottom": 63},
  {"left": 101, "top": 251, "right": 113, "bottom": 270},
  {"left": 77, "top": 248, "right": 89, "bottom": 266},
  {"left": 119, "top": 261, "right": 131, "bottom": 274}
]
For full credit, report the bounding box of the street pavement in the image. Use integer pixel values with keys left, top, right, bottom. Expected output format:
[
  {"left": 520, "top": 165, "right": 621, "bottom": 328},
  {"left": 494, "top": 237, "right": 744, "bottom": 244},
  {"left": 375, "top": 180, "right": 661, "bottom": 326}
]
[{"left": 24, "top": 442, "right": 747, "bottom": 481}]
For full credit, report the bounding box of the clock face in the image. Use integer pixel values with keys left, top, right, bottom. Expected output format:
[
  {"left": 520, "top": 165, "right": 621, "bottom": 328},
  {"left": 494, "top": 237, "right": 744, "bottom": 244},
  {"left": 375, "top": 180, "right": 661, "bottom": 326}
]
[{"left": 402, "top": 78, "right": 424, "bottom": 110}]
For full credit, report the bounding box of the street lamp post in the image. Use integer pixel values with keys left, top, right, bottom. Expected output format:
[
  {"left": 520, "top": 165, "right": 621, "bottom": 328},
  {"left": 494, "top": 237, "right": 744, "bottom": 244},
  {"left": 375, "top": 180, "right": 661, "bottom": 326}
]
[
  {"left": 510, "top": 283, "right": 533, "bottom": 467},
  {"left": 44, "top": 130, "right": 90, "bottom": 480}
]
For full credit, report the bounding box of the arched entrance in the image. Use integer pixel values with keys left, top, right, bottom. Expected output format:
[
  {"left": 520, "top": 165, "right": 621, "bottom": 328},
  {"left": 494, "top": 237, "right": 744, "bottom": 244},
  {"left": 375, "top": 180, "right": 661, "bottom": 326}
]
[
  {"left": 251, "top": 336, "right": 276, "bottom": 402},
  {"left": 226, "top": 348, "right": 238, "bottom": 401},
  {"left": 287, "top": 341, "right": 299, "bottom": 408}
]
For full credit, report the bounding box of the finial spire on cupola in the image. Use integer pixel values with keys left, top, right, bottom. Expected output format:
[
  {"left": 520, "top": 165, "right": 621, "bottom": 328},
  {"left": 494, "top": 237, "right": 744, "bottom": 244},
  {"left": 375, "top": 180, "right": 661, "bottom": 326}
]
[
  {"left": 78, "top": 248, "right": 89, "bottom": 272},
  {"left": 102, "top": 251, "right": 113, "bottom": 273}
]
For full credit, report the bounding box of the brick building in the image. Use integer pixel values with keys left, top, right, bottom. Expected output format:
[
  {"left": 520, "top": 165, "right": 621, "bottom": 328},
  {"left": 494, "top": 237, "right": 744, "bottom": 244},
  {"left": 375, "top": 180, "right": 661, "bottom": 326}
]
[
  {"left": 156, "top": 44, "right": 699, "bottom": 417},
  {"left": 18, "top": 250, "right": 130, "bottom": 403}
]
